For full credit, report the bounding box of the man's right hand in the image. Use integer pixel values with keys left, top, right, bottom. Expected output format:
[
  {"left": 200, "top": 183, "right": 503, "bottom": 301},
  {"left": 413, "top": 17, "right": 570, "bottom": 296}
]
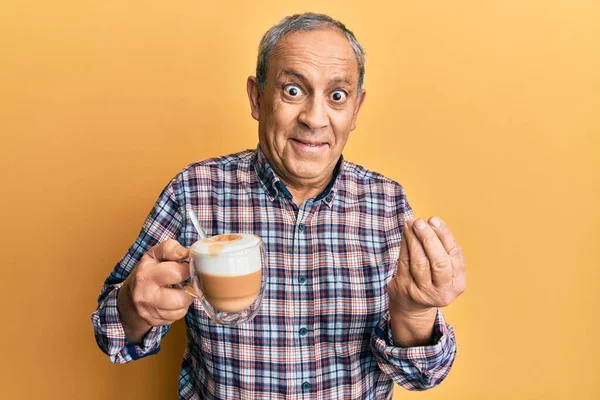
[{"left": 117, "top": 239, "right": 194, "bottom": 344}]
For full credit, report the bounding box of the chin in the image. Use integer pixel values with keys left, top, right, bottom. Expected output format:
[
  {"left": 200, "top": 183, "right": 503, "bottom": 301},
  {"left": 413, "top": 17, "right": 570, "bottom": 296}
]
[{"left": 289, "top": 165, "right": 324, "bottom": 180}]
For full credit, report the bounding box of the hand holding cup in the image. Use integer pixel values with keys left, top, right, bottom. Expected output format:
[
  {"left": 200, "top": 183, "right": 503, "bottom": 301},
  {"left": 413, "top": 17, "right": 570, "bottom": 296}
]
[{"left": 118, "top": 239, "right": 194, "bottom": 343}]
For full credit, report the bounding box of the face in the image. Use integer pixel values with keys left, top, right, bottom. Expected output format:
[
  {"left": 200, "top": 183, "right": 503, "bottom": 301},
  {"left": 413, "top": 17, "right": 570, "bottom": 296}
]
[{"left": 247, "top": 28, "right": 366, "bottom": 191}]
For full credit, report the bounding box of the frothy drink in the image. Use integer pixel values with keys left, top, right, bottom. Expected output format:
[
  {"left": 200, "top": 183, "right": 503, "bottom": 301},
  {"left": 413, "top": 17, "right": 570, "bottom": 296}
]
[{"left": 191, "top": 233, "right": 262, "bottom": 313}]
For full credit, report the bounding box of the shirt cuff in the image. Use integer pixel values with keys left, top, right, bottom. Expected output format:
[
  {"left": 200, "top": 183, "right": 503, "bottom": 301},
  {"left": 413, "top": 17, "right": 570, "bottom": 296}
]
[
  {"left": 371, "top": 308, "right": 456, "bottom": 388},
  {"left": 91, "top": 285, "right": 165, "bottom": 364}
]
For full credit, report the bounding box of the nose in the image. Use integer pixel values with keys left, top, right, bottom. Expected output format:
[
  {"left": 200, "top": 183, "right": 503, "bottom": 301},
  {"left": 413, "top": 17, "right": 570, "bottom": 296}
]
[{"left": 298, "top": 94, "right": 329, "bottom": 130}]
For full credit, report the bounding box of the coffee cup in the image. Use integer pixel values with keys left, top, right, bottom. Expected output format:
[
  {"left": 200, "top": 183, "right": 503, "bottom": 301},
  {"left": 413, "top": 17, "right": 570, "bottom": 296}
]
[{"left": 187, "top": 233, "right": 266, "bottom": 325}]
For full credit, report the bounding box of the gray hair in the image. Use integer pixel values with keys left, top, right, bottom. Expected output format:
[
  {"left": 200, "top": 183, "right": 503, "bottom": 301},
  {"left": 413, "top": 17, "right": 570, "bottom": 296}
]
[{"left": 256, "top": 13, "right": 366, "bottom": 95}]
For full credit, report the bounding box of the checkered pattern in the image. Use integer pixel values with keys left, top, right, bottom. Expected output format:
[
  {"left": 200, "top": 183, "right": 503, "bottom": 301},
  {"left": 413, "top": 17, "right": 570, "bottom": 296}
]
[{"left": 92, "top": 146, "right": 456, "bottom": 399}]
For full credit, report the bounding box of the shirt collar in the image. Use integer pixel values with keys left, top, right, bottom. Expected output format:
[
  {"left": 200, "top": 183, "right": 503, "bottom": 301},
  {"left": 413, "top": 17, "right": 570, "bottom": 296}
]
[{"left": 253, "top": 145, "right": 343, "bottom": 207}]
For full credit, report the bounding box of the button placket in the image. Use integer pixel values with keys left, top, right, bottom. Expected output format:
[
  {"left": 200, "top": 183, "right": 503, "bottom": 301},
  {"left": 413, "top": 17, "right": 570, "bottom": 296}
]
[
  {"left": 297, "top": 220, "right": 308, "bottom": 285},
  {"left": 295, "top": 202, "right": 314, "bottom": 396}
]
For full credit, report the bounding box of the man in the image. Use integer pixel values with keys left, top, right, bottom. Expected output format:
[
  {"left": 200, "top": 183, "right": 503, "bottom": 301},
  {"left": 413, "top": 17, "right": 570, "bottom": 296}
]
[{"left": 92, "top": 13, "right": 466, "bottom": 399}]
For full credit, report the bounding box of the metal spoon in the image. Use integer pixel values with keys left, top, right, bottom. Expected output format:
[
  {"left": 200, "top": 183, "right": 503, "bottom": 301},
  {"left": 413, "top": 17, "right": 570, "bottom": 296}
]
[{"left": 187, "top": 209, "right": 208, "bottom": 239}]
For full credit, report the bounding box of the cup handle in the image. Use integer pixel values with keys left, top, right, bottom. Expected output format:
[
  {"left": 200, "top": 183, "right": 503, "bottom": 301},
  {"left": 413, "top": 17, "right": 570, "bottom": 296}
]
[
  {"left": 172, "top": 257, "right": 198, "bottom": 298},
  {"left": 176, "top": 282, "right": 198, "bottom": 298}
]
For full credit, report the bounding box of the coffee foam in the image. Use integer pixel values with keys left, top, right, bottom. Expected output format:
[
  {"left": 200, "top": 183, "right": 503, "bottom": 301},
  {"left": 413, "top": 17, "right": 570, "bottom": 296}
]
[{"left": 191, "top": 233, "right": 261, "bottom": 276}]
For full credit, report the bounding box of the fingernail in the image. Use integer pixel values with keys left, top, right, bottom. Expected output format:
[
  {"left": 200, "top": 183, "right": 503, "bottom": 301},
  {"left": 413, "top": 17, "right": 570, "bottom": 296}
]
[
  {"left": 176, "top": 247, "right": 188, "bottom": 258},
  {"left": 430, "top": 217, "right": 441, "bottom": 228},
  {"left": 414, "top": 219, "right": 426, "bottom": 230}
]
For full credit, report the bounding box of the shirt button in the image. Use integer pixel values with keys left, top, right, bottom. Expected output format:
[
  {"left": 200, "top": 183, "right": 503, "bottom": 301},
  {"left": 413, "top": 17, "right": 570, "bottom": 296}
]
[
  {"left": 297, "top": 223, "right": 306, "bottom": 231},
  {"left": 301, "top": 381, "right": 311, "bottom": 391},
  {"left": 299, "top": 327, "right": 308, "bottom": 336},
  {"left": 298, "top": 275, "right": 307, "bottom": 284}
]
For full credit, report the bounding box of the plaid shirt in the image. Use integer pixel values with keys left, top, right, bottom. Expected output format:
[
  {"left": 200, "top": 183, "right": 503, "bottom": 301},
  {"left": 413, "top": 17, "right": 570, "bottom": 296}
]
[{"left": 92, "top": 146, "right": 456, "bottom": 399}]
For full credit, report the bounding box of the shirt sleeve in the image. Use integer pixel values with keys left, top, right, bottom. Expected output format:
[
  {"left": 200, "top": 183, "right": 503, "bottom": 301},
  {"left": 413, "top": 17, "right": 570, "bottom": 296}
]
[
  {"left": 370, "top": 309, "right": 457, "bottom": 391},
  {"left": 91, "top": 181, "right": 183, "bottom": 364}
]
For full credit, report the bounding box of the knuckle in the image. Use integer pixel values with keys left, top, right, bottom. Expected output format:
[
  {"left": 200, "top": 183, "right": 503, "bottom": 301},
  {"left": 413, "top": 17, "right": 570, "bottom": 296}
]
[
  {"left": 411, "top": 259, "right": 430, "bottom": 270},
  {"left": 134, "top": 263, "right": 149, "bottom": 277},
  {"left": 131, "top": 291, "right": 148, "bottom": 308},
  {"left": 149, "top": 308, "right": 167, "bottom": 322},
  {"left": 138, "top": 254, "right": 150, "bottom": 264},
  {"left": 440, "top": 299, "right": 451, "bottom": 307},
  {"left": 406, "top": 284, "right": 422, "bottom": 300},
  {"left": 421, "top": 233, "right": 438, "bottom": 246},
  {"left": 449, "top": 244, "right": 463, "bottom": 257},
  {"left": 431, "top": 258, "right": 449, "bottom": 271},
  {"left": 164, "top": 238, "right": 179, "bottom": 251},
  {"left": 433, "top": 289, "right": 454, "bottom": 307},
  {"left": 436, "top": 224, "right": 450, "bottom": 234},
  {"left": 134, "top": 271, "right": 154, "bottom": 288},
  {"left": 439, "top": 294, "right": 453, "bottom": 307},
  {"left": 434, "top": 277, "right": 453, "bottom": 289}
]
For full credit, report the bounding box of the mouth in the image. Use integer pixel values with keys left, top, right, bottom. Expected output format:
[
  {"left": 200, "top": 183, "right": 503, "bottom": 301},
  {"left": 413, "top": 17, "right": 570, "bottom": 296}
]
[{"left": 290, "top": 138, "right": 328, "bottom": 148}]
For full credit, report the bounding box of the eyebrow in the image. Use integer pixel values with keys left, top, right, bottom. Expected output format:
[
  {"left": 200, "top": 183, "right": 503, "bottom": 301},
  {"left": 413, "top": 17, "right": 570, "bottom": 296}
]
[
  {"left": 281, "top": 69, "right": 306, "bottom": 81},
  {"left": 281, "top": 69, "right": 354, "bottom": 87}
]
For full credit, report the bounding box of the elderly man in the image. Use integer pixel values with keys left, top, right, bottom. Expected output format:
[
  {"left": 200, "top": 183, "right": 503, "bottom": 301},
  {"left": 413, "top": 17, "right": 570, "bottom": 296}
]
[{"left": 92, "top": 12, "right": 466, "bottom": 399}]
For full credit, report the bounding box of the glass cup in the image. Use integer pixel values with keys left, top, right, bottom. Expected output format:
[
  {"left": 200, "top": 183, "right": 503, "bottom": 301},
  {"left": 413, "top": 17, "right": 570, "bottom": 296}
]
[{"left": 186, "top": 233, "right": 266, "bottom": 326}]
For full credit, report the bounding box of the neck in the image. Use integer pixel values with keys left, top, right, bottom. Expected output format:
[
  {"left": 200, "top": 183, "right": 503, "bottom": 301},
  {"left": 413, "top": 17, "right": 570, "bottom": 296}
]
[
  {"left": 286, "top": 185, "right": 326, "bottom": 207},
  {"left": 257, "top": 147, "right": 340, "bottom": 207},
  {"left": 281, "top": 174, "right": 332, "bottom": 207}
]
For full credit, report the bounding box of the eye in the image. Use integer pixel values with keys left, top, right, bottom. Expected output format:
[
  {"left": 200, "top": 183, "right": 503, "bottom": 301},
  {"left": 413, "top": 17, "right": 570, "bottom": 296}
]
[
  {"left": 331, "top": 90, "right": 347, "bottom": 102},
  {"left": 284, "top": 84, "right": 303, "bottom": 97}
]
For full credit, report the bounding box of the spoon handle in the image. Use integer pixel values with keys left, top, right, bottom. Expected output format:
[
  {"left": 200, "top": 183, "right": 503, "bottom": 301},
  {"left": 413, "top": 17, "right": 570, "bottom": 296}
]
[{"left": 187, "top": 209, "right": 208, "bottom": 239}]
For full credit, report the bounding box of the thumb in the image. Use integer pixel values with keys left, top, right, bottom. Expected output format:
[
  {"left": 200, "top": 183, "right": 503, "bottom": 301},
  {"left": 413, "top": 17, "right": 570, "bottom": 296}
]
[
  {"left": 148, "top": 239, "right": 189, "bottom": 262},
  {"left": 175, "top": 245, "right": 189, "bottom": 259}
]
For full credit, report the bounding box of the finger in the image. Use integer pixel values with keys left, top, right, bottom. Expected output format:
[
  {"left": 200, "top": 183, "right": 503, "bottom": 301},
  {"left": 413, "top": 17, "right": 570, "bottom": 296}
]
[
  {"left": 148, "top": 261, "right": 191, "bottom": 286},
  {"left": 149, "top": 307, "right": 190, "bottom": 325},
  {"left": 157, "top": 287, "right": 195, "bottom": 311},
  {"left": 396, "top": 223, "right": 410, "bottom": 280},
  {"left": 145, "top": 239, "right": 189, "bottom": 263},
  {"left": 400, "top": 221, "right": 410, "bottom": 263},
  {"left": 403, "top": 219, "right": 432, "bottom": 287},
  {"left": 428, "top": 216, "right": 465, "bottom": 274},
  {"left": 412, "top": 218, "right": 453, "bottom": 288}
]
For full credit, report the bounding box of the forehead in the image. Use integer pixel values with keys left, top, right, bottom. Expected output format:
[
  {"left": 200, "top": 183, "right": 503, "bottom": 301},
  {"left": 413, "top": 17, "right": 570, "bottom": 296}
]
[{"left": 268, "top": 28, "right": 359, "bottom": 84}]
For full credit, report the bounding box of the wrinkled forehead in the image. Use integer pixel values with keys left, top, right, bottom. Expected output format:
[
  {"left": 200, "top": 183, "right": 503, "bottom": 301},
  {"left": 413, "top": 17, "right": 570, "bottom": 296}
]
[{"left": 268, "top": 28, "right": 359, "bottom": 87}]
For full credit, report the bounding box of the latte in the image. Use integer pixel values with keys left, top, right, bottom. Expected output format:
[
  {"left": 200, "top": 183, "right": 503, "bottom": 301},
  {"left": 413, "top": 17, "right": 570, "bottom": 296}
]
[{"left": 191, "top": 233, "right": 262, "bottom": 313}]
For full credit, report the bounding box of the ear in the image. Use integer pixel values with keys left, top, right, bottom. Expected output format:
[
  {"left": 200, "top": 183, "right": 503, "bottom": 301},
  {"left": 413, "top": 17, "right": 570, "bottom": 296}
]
[
  {"left": 350, "top": 90, "right": 366, "bottom": 131},
  {"left": 247, "top": 76, "right": 261, "bottom": 121}
]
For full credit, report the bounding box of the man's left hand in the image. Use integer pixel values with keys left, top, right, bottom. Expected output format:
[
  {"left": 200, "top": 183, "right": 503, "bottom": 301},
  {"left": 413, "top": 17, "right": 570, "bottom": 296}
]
[{"left": 388, "top": 217, "right": 466, "bottom": 319}]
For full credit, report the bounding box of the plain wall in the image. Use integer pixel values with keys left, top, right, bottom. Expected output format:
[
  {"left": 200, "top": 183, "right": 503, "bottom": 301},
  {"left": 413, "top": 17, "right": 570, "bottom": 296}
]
[{"left": 1, "top": 1, "right": 598, "bottom": 398}]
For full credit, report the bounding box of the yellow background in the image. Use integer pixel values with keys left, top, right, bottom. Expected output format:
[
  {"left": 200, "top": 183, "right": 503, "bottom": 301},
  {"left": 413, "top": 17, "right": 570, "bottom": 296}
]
[{"left": 1, "top": 1, "right": 598, "bottom": 399}]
